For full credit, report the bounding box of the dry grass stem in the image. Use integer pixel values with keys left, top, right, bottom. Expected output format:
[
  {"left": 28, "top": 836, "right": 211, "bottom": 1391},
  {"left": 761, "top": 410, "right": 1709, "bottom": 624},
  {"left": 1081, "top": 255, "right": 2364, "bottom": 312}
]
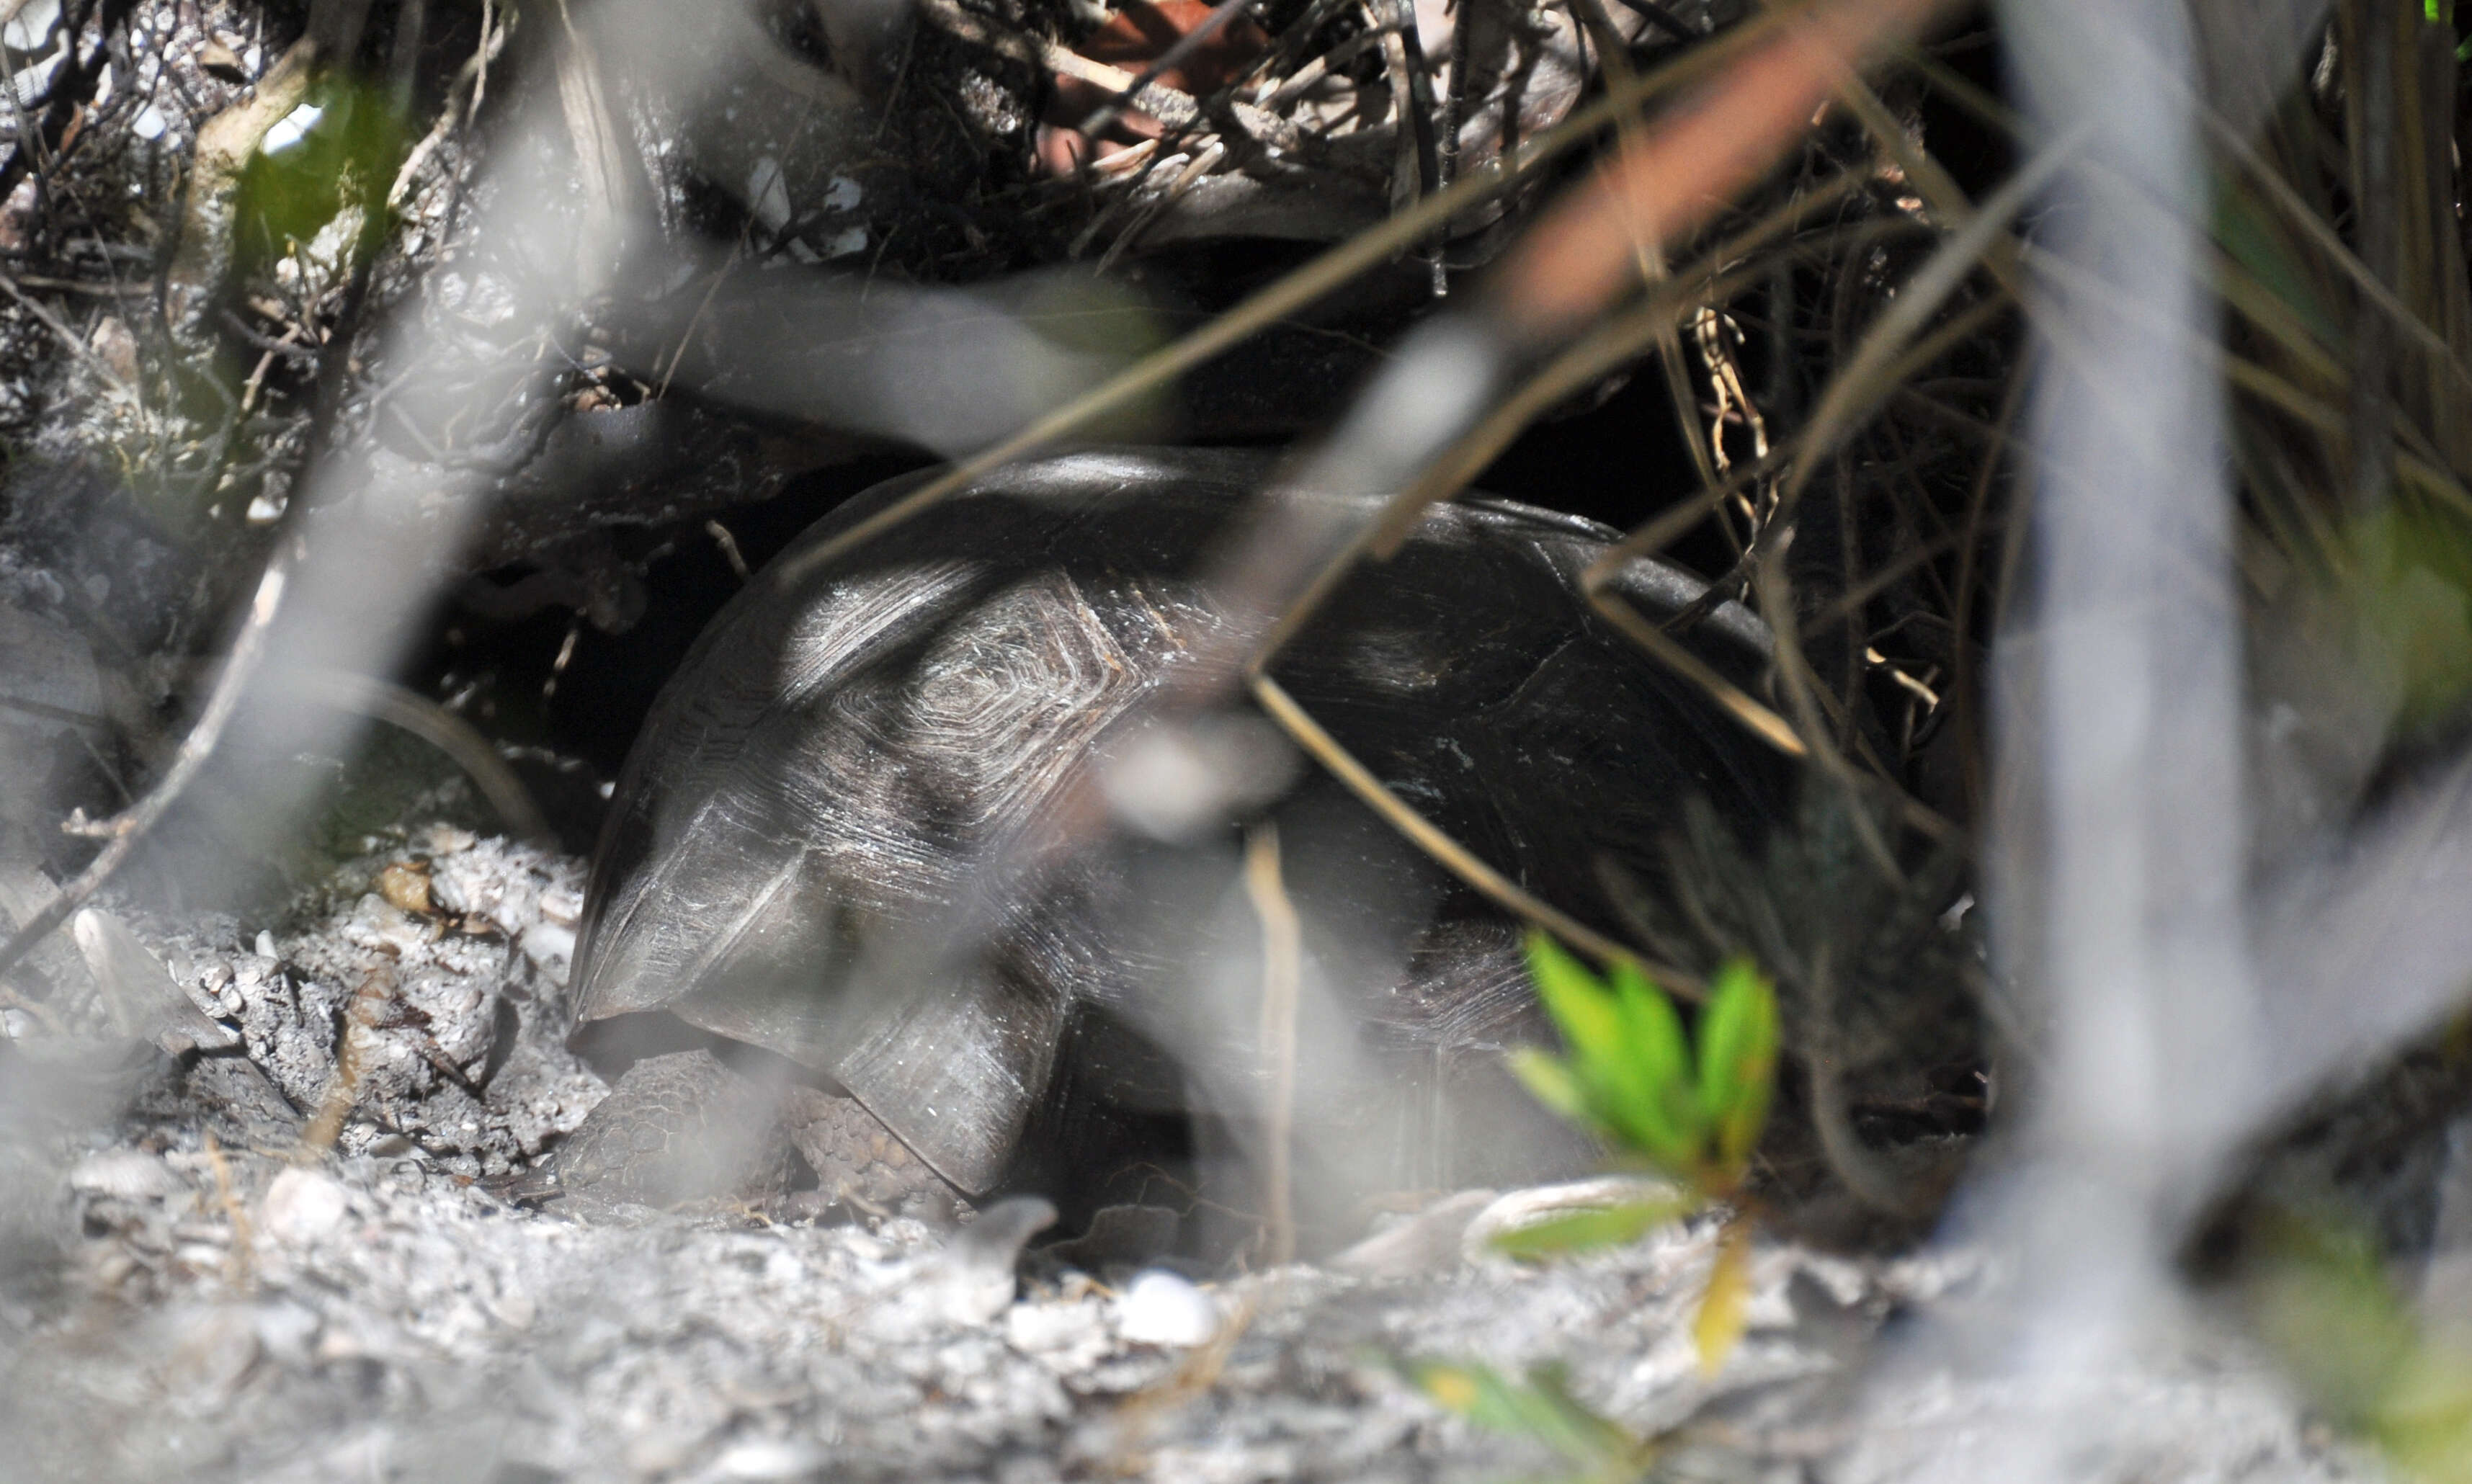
[
  {"left": 774, "top": 6, "right": 1807, "bottom": 592},
  {"left": 201, "top": 1132, "right": 256, "bottom": 1289},
  {"left": 1491, "top": 0, "right": 1951, "bottom": 341},
  {"left": 1362, "top": 174, "right": 1873, "bottom": 561},
  {"left": 1244, "top": 824, "right": 1300, "bottom": 1268},
  {"left": 299, "top": 966, "right": 396, "bottom": 1161},
  {"left": 279, "top": 671, "right": 552, "bottom": 841},
  {"left": 1249, "top": 673, "right": 1694, "bottom": 985},
  {"left": 1775, "top": 127, "right": 2075, "bottom": 510}
]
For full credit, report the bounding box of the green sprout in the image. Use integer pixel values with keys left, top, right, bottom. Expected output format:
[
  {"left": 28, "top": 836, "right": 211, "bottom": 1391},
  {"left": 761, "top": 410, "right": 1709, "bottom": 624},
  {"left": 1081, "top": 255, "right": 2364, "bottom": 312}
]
[
  {"left": 1502, "top": 934, "right": 1780, "bottom": 1371},
  {"left": 1509, "top": 931, "right": 1777, "bottom": 1197}
]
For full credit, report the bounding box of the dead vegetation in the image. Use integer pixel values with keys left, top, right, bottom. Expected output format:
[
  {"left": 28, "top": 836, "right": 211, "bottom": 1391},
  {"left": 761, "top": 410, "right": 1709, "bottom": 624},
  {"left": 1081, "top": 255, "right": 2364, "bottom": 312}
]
[{"left": 1, "top": 0, "right": 2471, "bottom": 1476}]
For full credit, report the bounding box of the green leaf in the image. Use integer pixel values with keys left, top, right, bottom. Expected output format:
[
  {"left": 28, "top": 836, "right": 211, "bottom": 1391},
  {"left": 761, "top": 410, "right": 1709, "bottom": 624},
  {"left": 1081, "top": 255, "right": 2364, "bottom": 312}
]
[
  {"left": 1515, "top": 934, "right": 1778, "bottom": 1179},
  {"left": 1601, "top": 962, "right": 1703, "bottom": 1166},
  {"left": 1517, "top": 1364, "right": 1645, "bottom": 1472},
  {"left": 2343, "top": 506, "right": 2472, "bottom": 729},
  {"left": 1525, "top": 931, "right": 1624, "bottom": 1064},
  {"left": 1507, "top": 1047, "right": 1595, "bottom": 1129},
  {"left": 1486, "top": 1197, "right": 1698, "bottom": 1259},
  {"left": 2375, "top": 1344, "right": 2472, "bottom": 1482},
  {"left": 1519, "top": 934, "right": 1712, "bottom": 1171},
  {"left": 1695, "top": 959, "right": 1779, "bottom": 1171}
]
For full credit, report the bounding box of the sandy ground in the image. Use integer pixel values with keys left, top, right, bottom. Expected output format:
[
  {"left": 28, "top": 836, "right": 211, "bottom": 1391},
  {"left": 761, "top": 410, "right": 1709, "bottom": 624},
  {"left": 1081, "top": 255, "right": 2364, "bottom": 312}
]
[{"left": 0, "top": 828, "right": 2400, "bottom": 1483}]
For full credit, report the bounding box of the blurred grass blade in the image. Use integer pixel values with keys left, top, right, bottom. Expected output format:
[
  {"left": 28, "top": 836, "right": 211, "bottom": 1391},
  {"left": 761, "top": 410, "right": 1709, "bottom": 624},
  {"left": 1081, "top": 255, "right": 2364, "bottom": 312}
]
[
  {"left": 1692, "top": 1217, "right": 1755, "bottom": 1375},
  {"left": 1252, "top": 674, "right": 1674, "bottom": 979},
  {"left": 1695, "top": 959, "right": 1780, "bottom": 1170},
  {"left": 2213, "top": 176, "right": 2342, "bottom": 349},
  {"left": 1409, "top": 1359, "right": 1643, "bottom": 1473},
  {"left": 1362, "top": 177, "right": 1873, "bottom": 560},
  {"left": 1492, "top": 0, "right": 1956, "bottom": 342},
  {"left": 1487, "top": 1197, "right": 1698, "bottom": 1259},
  {"left": 1509, "top": 1046, "right": 1596, "bottom": 1129}
]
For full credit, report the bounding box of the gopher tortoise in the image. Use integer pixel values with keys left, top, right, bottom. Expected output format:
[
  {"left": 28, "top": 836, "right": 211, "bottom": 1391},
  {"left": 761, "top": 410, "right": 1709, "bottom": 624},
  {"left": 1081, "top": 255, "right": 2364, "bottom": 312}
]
[{"left": 553, "top": 447, "right": 1787, "bottom": 1246}]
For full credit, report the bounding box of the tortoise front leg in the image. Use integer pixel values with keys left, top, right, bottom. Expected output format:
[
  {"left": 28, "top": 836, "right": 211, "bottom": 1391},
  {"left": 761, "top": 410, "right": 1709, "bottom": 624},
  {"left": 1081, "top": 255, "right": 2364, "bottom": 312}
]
[
  {"left": 545, "top": 1049, "right": 968, "bottom": 1223},
  {"left": 548, "top": 1050, "right": 790, "bottom": 1210},
  {"left": 781, "top": 1085, "right": 970, "bottom": 1225}
]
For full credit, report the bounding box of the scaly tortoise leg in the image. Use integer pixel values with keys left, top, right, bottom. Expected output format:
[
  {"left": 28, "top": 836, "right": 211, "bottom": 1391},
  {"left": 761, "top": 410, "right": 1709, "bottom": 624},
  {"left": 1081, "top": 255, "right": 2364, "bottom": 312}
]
[{"left": 780, "top": 1083, "right": 969, "bottom": 1226}]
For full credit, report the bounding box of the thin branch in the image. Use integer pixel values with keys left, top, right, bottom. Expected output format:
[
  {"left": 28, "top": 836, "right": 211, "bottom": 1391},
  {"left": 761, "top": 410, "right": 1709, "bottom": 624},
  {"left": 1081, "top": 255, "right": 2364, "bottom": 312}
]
[
  {"left": 0, "top": 268, "right": 134, "bottom": 395},
  {"left": 0, "top": 558, "right": 293, "bottom": 988}
]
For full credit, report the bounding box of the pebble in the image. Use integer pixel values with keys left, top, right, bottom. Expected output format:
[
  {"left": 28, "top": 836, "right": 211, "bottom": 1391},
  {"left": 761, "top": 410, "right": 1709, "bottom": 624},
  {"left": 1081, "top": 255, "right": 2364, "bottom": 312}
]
[
  {"left": 714, "top": 1437, "right": 829, "bottom": 1479},
  {"left": 520, "top": 921, "right": 576, "bottom": 980},
  {"left": 537, "top": 878, "right": 584, "bottom": 926},
  {"left": 1005, "top": 1297, "right": 1109, "bottom": 1367},
  {"left": 486, "top": 1290, "right": 537, "bottom": 1331},
  {"left": 1115, "top": 1269, "right": 1221, "bottom": 1348},
  {"left": 418, "top": 823, "right": 478, "bottom": 856},
  {"left": 259, "top": 1168, "right": 350, "bottom": 1245},
  {"left": 375, "top": 862, "right": 432, "bottom": 915}
]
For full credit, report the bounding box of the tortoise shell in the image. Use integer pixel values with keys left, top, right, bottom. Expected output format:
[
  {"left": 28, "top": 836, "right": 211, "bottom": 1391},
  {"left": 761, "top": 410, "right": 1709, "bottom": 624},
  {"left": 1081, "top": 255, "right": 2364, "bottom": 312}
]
[{"left": 570, "top": 447, "right": 1785, "bottom": 1209}]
